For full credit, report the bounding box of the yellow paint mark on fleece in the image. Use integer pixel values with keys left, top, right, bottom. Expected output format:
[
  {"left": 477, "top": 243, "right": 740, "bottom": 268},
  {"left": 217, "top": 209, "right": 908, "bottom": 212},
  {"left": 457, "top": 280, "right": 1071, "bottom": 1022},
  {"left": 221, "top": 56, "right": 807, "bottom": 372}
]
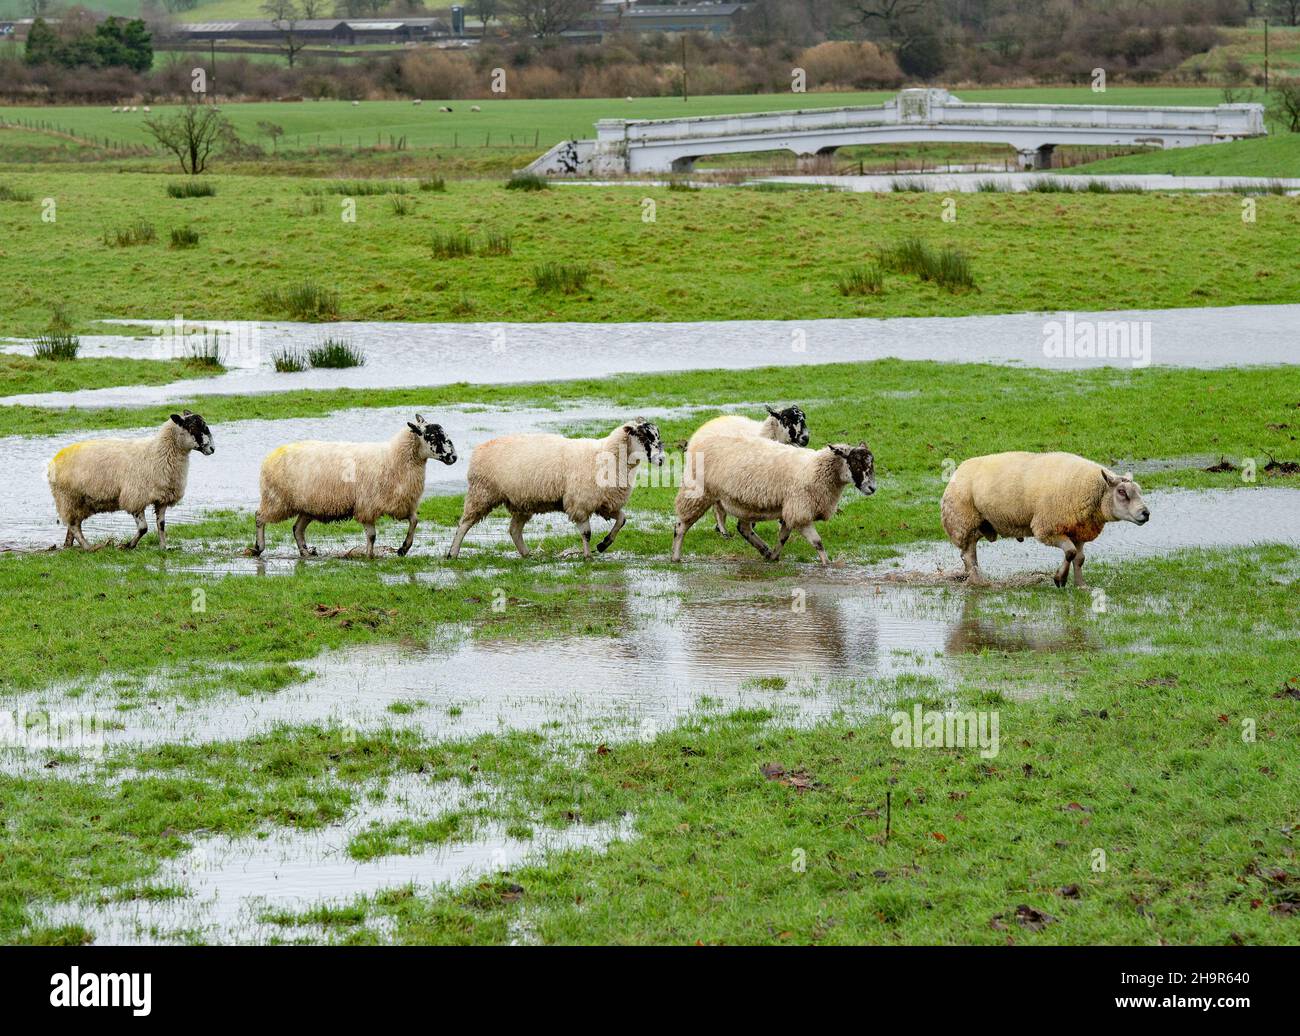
[{"left": 50, "top": 442, "right": 86, "bottom": 467}]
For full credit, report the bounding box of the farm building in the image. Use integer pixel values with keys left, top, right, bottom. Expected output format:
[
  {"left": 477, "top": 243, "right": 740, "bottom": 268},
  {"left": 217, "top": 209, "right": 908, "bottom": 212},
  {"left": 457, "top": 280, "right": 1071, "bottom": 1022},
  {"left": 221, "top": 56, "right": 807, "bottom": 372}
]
[{"left": 175, "top": 19, "right": 449, "bottom": 46}]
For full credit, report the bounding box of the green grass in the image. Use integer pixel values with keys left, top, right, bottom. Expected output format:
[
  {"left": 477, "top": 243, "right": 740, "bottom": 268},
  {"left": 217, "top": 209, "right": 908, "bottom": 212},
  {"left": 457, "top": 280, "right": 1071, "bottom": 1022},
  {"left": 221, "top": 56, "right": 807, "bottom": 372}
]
[
  {"left": 2, "top": 173, "right": 1297, "bottom": 337},
  {"left": 306, "top": 337, "right": 364, "bottom": 368},
  {"left": 166, "top": 180, "right": 217, "bottom": 199},
  {"left": 0, "top": 89, "right": 1236, "bottom": 161},
  {"left": 0, "top": 354, "right": 218, "bottom": 396},
  {"left": 1076, "top": 132, "right": 1300, "bottom": 177}
]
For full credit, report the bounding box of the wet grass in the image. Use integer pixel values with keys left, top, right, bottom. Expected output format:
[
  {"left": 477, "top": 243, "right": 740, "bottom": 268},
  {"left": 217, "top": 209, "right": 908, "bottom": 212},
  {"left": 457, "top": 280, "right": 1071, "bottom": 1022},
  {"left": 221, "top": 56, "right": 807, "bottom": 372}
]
[
  {"left": 258, "top": 281, "right": 341, "bottom": 321},
  {"left": 0, "top": 354, "right": 216, "bottom": 396},
  {"left": 3, "top": 173, "right": 1299, "bottom": 337},
  {"left": 5, "top": 547, "right": 1297, "bottom": 945},
  {"left": 165, "top": 180, "right": 216, "bottom": 199},
  {"left": 306, "top": 336, "right": 364, "bottom": 368},
  {"left": 169, "top": 225, "right": 200, "bottom": 249}
]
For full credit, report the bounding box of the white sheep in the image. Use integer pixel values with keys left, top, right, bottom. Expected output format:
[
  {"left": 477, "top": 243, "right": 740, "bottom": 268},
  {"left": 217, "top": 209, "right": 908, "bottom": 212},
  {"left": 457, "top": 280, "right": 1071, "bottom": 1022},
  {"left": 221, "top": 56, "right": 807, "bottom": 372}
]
[
  {"left": 111, "top": 106, "right": 120, "bottom": 113},
  {"left": 470, "top": 105, "right": 481, "bottom": 112},
  {"left": 47, "top": 411, "right": 214, "bottom": 550},
  {"left": 940, "top": 451, "right": 1150, "bottom": 587},
  {"left": 685, "top": 404, "right": 808, "bottom": 537},
  {"left": 252, "top": 415, "right": 457, "bottom": 558},
  {"left": 142, "top": 106, "right": 151, "bottom": 113},
  {"left": 447, "top": 419, "right": 664, "bottom": 560},
  {"left": 439, "top": 106, "right": 453, "bottom": 113},
  {"left": 672, "top": 437, "right": 875, "bottom": 563},
  {"left": 413, "top": 98, "right": 423, "bottom": 105}
]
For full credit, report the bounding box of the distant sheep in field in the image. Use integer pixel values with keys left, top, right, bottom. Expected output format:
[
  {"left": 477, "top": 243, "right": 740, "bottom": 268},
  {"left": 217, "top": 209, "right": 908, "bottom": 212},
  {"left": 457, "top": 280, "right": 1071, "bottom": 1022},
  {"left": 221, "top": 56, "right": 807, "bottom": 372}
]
[
  {"left": 470, "top": 105, "right": 481, "bottom": 112},
  {"left": 142, "top": 106, "right": 151, "bottom": 113},
  {"left": 447, "top": 419, "right": 665, "bottom": 560},
  {"left": 47, "top": 411, "right": 214, "bottom": 550},
  {"left": 439, "top": 106, "right": 453, "bottom": 113},
  {"left": 940, "top": 451, "right": 1150, "bottom": 587},
  {"left": 685, "top": 404, "right": 808, "bottom": 537},
  {"left": 672, "top": 437, "right": 875, "bottom": 563},
  {"left": 252, "top": 415, "right": 457, "bottom": 559},
  {"left": 111, "top": 106, "right": 120, "bottom": 113},
  {"left": 352, "top": 100, "right": 360, "bottom": 106},
  {"left": 413, "top": 98, "right": 423, "bottom": 105}
]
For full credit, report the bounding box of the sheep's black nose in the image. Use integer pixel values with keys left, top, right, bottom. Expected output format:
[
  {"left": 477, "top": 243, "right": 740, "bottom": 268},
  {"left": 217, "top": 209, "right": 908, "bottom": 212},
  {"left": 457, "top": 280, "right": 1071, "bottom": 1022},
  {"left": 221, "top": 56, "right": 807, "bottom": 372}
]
[{"left": 1141, "top": 508, "right": 1150, "bottom": 520}]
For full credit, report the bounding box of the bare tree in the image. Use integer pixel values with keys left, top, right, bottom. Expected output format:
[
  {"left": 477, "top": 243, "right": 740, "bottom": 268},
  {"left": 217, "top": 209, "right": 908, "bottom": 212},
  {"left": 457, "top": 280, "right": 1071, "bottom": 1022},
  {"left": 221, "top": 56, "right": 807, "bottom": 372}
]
[
  {"left": 472, "top": 0, "right": 499, "bottom": 36},
  {"left": 1269, "top": 77, "right": 1300, "bottom": 131},
  {"left": 507, "top": 0, "right": 594, "bottom": 38},
  {"left": 1270, "top": 1, "right": 1300, "bottom": 28},
  {"left": 262, "top": 0, "right": 307, "bottom": 68},
  {"left": 298, "top": 0, "right": 327, "bottom": 16},
  {"left": 143, "top": 104, "right": 230, "bottom": 174}
]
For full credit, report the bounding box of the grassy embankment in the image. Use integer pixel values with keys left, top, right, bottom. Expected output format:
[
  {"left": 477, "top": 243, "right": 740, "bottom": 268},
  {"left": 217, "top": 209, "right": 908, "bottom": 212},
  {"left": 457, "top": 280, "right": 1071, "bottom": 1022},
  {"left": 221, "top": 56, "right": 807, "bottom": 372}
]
[{"left": 0, "top": 173, "right": 1296, "bottom": 339}]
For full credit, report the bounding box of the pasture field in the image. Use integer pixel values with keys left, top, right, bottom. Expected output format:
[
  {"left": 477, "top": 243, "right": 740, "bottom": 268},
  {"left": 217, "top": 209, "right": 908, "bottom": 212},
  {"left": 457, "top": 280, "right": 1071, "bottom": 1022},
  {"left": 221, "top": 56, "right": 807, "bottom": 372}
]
[
  {"left": 1075, "top": 131, "right": 1300, "bottom": 177},
  {"left": 2, "top": 357, "right": 1298, "bottom": 944},
  {"left": 0, "top": 172, "right": 1297, "bottom": 339},
  {"left": 0, "top": 88, "right": 1236, "bottom": 156}
]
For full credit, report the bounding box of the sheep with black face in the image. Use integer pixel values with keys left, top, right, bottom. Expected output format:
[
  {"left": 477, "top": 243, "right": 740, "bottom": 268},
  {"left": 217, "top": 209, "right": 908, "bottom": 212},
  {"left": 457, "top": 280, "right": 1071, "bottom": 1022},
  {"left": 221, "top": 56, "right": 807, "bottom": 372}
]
[
  {"left": 672, "top": 436, "right": 875, "bottom": 564},
  {"left": 47, "top": 410, "right": 214, "bottom": 550},
  {"left": 252, "top": 415, "right": 456, "bottom": 559},
  {"left": 684, "top": 405, "right": 810, "bottom": 537},
  {"left": 447, "top": 419, "right": 665, "bottom": 560}
]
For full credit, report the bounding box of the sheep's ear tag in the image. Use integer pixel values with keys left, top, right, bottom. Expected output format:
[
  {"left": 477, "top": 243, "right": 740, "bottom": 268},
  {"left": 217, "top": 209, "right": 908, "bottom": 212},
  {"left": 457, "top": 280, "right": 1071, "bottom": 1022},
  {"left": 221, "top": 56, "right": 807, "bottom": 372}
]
[{"left": 407, "top": 422, "right": 421, "bottom": 435}]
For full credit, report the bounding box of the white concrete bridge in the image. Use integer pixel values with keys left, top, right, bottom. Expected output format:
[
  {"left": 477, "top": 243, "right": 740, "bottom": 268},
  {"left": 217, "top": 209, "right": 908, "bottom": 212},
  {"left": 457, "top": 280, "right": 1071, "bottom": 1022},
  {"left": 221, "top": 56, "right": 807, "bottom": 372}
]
[{"left": 526, "top": 89, "right": 1266, "bottom": 175}]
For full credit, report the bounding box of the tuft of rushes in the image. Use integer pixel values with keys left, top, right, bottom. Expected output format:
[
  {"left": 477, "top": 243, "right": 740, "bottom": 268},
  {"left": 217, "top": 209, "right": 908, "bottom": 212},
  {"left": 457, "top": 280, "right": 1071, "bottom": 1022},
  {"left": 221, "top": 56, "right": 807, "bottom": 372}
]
[
  {"left": 505, "top": 173, "right": 548, "bottom": 191},
  {"left": 272, "top": 346, "right": 309, "bottom": 373},
  {"left": 836, "top": 265, "right": 884, "bottom": 297},
  {"left": 166, "top": 180, "right": 216, "bottom": 198},
  {"left": 0, "top": 182, "right": 35, "bottom": 202},
  {"left": 307, "top": 337, "right": 365, "bottom": 368},
  {"left": 418, "top": 176, "right": 446, "bottom": 192},
  {"left": 102, "top": 220, "right": 156, "bottom": 247},
  {"left": 258, "top": 282, "right": 341, "bottom": 320},
  {"left": 33, "top": 331, "right": 80, "bottom": 360},
  {"left": 479, "top": 230, "right": 512, "bottom": 256},
  {"left": 184, "top": 330, "right": 224, "bottom": 368},
  {"left": 390, "top": 196, "right": 413, "bottom": 216},
  {"left": 431, "top": 230, "right": 473, "bottom": 258},
  {"left": 879, "top": 237, "right": 975, "bottom": 293},
  {"left": 169, "top": 225, "right": 200, "bottom": 249},
  {"left": 532, "top": 261, "right": 591, "bottom": 294}
]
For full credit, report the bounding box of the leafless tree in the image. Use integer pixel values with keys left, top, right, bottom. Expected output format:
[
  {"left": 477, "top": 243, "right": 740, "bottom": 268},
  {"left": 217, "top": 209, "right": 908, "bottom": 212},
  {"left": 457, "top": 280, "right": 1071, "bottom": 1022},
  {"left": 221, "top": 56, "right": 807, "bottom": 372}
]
[
  {"left": 507, "top": 0, "right": 594, "bottom": 38},
  {"left": 1269, "top": 77, "right": 1300, "bottom": 131},
  {"left": 472, "top": 0, "right": 499, "bottom": 36},
  {"left": 143, "top": 103, "right": 231, "bottom": 174},
  {"left": 1270, "top": 1, "right": 1300, "bottom": 28},
  {"left": 298, "top": 0, "right": 327, "bottom": 16},
  {"left": 262, "top": 0, "right": 308, "bottom": 68}
]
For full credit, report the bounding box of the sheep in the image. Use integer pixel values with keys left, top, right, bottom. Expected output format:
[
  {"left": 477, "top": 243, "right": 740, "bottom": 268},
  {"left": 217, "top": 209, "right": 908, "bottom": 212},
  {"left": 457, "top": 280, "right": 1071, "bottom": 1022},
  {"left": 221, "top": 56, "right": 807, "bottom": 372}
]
[
  {"left": 684, "top": 404, "right": 808, "bottom": 538},
  {"left": 252, "top": 415, "right": 456, "bottom": 559},
  {"left": 469, "top": 105, "right": 481, "bottom": 112},
  {"left": 447, "top": 419, "right": 664, "bottom": 560},
  {"left": 439, "top": 106, "right": 454, "bottom": 113},
  {"left": 671, "top": 437, "right": 875, "bottom": 563},
  {"left": 413, "top": 98, "right": 423, "bottom": 105},
  {"left": 940, "top": 451, "right": 1150, "bottom": 588},
  {"left": 142, "top": 106, "right": 151, "bottom": 113},
  {"left": 47, "top": 411, "right": 214, "bottom": 551},
  {"left": 352, "top": 100, "right": 360, "bottom": 106}
]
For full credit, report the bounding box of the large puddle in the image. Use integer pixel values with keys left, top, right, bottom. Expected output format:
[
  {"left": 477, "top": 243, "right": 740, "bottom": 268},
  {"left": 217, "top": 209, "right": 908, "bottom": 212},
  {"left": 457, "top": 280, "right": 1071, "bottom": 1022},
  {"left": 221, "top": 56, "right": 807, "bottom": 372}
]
[
  {"left": 30, "top": 772, "right": 633, "bottom": 945},
  {"left": 758, "top": 172, "right": 1300, "bottom": 194},
  {"left": 3, "top": 303, "right": 1296, "bottom": 410},
  {"left": 0, "top": 401, "right": 696, "bottom": 548}
]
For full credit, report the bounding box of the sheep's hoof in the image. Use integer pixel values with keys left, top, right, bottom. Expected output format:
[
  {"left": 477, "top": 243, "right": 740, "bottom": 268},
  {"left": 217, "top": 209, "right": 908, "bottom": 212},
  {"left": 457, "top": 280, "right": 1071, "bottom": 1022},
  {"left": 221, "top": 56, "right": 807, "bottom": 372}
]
[
  {"left": 716, "top": 528, "right": 732, "bottom": 538},
  {"left": 397, "top": 546, "right": 410, "bottom": 557},
  {"left": 1052, "top": 572, "right": 1068, "bottom": 588},
  {"left": 596, "top": 539, "right": 612, "bottom": 553},
  {"left": 246, "top": 545, "right": 263, "bottom": 557}
]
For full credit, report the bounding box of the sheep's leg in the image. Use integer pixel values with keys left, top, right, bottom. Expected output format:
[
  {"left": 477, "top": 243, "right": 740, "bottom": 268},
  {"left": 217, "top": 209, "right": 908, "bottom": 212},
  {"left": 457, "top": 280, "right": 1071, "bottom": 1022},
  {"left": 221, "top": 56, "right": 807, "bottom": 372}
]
[
  {"left": 293, "top": 515, "right": 317, "bottom": 558},
  {"left": 575, "top": 518, "right": 592, "bottom": 560},
  {"left": 71, "top": 521, "right": 90, "bottom": 550},
  {"left": 671, "top": 494, "right": 713, "bottom": 562},
  {"left": 1071, "top": 545, "right": 1088, "bottom": 589},
  {"left": 507, "top": 513, "right": 531, "bottom": 558},
  {"left": 769, "top": 520, "right": 793, "bottom": 561},
  {"left": 154, "top": 504, "right": 168, "bottom": 550},
  {"left": 62, "top": 527, "right": 73, "bottom": 549},
  {"left": 713, "top": 503, "right": 732, "bottom": 538},
  {"left": 253, "top": 513, "right": 266, "bottom": 556},
  {"left": 1040, "top": 535, "right": 1078, "bottom": 587},
  {"left": 123, "top": 511, "right": 148, "bottom": 550},
  {"left": 397, "top": 515, "right": 418, "bottom": 557},
  {"left": 799, "top": 523, "right": 830, "bottom": 564},
  {"left": 736, "top": 520, "right": 776, "bottom": 561},
  {"left": 361, "top": 521, "right": 377, "bottom": 559},
  {"left": 596, "top": 510, "right": 626, "bottom": 553}
]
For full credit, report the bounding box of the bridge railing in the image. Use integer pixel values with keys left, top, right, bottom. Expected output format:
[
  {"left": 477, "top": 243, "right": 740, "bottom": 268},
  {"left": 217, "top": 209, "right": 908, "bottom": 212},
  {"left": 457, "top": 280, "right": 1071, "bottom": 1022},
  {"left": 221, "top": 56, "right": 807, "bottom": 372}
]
[{"left": 595, "top": 92, "right": 1264, "bottom": 145}]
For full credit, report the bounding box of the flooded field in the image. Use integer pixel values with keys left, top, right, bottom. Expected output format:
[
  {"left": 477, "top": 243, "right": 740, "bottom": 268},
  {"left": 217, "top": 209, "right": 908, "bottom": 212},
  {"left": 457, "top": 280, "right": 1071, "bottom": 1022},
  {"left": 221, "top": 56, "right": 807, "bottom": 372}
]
[
  {"left": 758, "top": 172, "right": 1300, "bottom": 194},
  {"left": 0, "top": 401, "right": 695, "bottom": 548},
  {"left": 29, "top": 772, "right": 632, "bottom": 945},
  {"left": 3, "top": 303, "right": 1296, "bottom": 410}
]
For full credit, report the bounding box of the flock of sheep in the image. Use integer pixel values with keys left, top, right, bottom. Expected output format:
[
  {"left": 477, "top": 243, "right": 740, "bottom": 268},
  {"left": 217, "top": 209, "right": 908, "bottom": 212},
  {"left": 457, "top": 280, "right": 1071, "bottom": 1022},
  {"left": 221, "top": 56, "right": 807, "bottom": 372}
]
[{"left": 45, "top": 405, "right": 1150, "bottom": 585}]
